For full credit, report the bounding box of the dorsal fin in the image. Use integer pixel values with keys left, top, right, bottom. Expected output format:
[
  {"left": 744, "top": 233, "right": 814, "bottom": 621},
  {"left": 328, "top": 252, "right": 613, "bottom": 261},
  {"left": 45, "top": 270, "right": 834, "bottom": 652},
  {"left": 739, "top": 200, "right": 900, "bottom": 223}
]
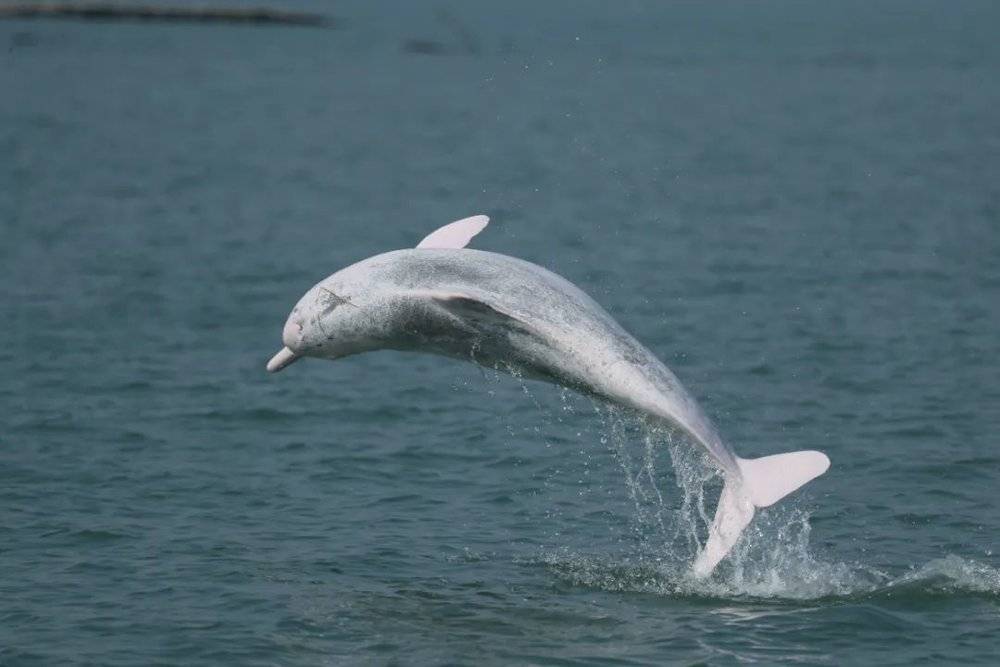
[{"left": 416, "top": 215, "right": 489, "bottom": 249}]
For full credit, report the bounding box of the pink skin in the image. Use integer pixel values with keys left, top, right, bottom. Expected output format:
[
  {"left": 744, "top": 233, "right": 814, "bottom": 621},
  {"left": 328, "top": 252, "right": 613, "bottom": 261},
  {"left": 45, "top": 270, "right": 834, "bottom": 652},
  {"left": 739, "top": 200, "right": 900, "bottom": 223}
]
[
  {"left": 265, "top": 216, "right": 830, "bottom": 577},
  {"left": 283, "top": 318, "right": 302, "bottom": 347}
]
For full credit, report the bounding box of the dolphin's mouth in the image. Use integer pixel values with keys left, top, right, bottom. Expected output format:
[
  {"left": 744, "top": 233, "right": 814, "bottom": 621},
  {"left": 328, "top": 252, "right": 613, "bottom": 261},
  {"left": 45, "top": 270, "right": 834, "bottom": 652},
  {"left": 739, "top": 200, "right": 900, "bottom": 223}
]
[{"left": 266, "top": 347, "right": 299, "bottom": 373}]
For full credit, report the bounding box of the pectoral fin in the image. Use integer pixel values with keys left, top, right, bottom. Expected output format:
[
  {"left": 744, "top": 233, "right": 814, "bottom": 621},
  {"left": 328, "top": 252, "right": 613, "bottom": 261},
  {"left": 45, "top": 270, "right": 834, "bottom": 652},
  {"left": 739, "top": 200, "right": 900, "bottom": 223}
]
[
  {"left": 409, "top": 291, "right": 533, "bottom": 342},
  {"left": 428, "top": 292, "right": 525, "bottom": 330}
]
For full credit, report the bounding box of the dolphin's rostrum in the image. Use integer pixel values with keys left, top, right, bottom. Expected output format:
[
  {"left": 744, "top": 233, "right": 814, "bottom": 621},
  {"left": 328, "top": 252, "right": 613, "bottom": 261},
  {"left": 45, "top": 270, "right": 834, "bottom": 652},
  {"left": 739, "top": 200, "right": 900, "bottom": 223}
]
[{"left": 267, "top": 215, "right": 830, "bottom": 577}]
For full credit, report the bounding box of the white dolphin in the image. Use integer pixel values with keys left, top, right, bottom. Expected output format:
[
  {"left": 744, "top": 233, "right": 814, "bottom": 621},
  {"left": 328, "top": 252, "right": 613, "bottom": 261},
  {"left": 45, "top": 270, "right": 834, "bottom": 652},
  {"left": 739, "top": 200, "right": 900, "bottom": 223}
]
[{"left": 267, "top": 215, "right": 830, "bottom": 577}]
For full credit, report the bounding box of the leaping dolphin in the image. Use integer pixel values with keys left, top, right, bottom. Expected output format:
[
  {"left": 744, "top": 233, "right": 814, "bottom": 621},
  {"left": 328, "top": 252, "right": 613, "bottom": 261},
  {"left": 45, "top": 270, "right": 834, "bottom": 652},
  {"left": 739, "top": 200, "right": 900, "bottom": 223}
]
[{"left": 267, "top": 215, "right": 830, "bottom": 577}]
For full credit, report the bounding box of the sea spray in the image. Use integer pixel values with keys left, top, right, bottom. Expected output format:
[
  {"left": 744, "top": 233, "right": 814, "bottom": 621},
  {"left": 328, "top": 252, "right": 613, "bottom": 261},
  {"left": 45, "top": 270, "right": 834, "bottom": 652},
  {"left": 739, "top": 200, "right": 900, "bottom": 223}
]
[
  {"left": 496, "top": 371, "right": 1000, "bottom": 601},
  {"left": 597, "top": 408, "right": 880, "bottom": 598}
]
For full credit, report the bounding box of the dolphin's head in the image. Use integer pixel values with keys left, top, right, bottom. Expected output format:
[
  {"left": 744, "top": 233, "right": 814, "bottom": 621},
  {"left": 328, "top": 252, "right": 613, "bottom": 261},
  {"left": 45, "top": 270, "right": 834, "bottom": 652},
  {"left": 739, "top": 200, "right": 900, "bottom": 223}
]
[{"left": 267, "top": 272, "right": 381, "bottom": 373}]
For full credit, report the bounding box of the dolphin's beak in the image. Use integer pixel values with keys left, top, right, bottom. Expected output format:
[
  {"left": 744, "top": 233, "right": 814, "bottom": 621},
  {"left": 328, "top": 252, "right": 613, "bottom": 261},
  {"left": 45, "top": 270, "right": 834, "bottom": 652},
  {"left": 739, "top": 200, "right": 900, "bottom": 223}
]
[{"left": 266, "top": 347, "right": 299, "bottom": 373}]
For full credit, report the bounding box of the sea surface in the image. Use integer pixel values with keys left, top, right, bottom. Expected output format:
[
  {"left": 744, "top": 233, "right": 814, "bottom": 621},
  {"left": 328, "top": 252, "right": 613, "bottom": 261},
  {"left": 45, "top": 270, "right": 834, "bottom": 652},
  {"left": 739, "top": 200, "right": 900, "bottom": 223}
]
[{"left": 2, "top": 1, "right": 999, "bottom": 664}]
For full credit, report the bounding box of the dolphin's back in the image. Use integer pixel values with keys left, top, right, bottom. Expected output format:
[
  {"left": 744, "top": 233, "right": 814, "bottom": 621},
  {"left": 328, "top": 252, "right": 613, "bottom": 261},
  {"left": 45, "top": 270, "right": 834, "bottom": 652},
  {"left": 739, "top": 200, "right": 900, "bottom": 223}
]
[{"left": 344, "top": 248, "right": 736, "bottom": 472}]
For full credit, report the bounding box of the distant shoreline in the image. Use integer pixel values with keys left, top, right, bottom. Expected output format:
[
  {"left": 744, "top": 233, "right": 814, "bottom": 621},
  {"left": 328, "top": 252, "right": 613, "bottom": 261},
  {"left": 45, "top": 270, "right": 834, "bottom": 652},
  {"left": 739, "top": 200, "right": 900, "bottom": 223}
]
[{"left": 0, "top": 3, "right": 333, "bottom": 27}]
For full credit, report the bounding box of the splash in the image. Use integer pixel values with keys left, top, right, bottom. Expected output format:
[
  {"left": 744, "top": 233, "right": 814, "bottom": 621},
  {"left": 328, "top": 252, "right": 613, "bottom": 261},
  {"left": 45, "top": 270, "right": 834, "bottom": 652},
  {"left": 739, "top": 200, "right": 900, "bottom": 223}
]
[
  {"left": 535, "top": 548, "right": 1000, "bottom": 601},
  {"left": 581, "top": 406, "right": 877, "bottom": 598},
  {"left": 500, "top": 387, "right": 1000, "bottom": 600},
  {"left": 886, "top": 555, "right": 1000, "bottom": 597}
]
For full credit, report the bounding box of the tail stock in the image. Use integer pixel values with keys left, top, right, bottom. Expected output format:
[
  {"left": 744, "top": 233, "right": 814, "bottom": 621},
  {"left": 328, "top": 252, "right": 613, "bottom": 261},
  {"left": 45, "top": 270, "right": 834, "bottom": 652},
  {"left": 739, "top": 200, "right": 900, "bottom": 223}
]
[{"left": 691, "top": 450, "right": 830, "bottom": 578}]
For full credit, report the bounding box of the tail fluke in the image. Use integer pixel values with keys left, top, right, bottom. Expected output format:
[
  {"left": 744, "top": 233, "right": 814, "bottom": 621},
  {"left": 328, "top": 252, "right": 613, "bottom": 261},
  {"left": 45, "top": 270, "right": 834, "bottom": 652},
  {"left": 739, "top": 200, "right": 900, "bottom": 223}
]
[{"left": 691, "top": 450, "right": 830, "bottom": 578}]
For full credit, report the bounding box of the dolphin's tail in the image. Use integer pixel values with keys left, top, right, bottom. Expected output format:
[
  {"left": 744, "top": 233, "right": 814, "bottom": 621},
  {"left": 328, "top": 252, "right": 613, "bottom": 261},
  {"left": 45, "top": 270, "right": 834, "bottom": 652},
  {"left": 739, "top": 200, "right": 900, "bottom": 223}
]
[{"left": 691, "top": 450, "right": 830, "bottom": 578}]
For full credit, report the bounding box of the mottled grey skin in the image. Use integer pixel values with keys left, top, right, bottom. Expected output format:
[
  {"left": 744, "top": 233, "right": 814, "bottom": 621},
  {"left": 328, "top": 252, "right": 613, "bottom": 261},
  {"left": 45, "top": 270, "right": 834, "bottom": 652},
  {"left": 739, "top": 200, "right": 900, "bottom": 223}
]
[{"left": 282, "top": 248, "right": 740, "bottom": 477}]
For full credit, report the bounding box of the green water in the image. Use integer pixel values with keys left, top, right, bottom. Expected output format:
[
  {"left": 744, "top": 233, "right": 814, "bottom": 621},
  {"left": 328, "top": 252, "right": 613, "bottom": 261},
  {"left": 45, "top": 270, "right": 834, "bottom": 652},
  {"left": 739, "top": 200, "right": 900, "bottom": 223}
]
[{"left": 3, "top": 1, "right": 999, "bottom": 664}]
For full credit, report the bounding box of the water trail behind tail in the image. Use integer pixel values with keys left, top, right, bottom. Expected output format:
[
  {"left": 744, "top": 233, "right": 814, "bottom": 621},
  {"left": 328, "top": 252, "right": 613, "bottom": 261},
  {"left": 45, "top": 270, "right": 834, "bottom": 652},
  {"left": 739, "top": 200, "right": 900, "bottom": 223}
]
[
  {"left": 501, "top": 376, "right": 1000, "bottom": 601},
  {"left": 591, "top": 406, "right": 883, "bottom": 597}
]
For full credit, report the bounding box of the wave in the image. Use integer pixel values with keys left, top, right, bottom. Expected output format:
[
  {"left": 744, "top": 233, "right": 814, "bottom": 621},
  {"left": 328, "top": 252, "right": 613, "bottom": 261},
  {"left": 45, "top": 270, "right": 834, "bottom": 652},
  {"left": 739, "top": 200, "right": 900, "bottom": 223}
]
[{"left": 532, "top": 550, "right": 1000, "bottom": 601}]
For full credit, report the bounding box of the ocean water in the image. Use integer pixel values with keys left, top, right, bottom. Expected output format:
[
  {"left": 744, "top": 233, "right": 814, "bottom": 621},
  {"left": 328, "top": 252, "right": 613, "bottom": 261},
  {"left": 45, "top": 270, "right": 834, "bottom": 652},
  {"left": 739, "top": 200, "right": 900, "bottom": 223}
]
[{"left": 2, "top": 1, "right": 999, "bottom": 664}]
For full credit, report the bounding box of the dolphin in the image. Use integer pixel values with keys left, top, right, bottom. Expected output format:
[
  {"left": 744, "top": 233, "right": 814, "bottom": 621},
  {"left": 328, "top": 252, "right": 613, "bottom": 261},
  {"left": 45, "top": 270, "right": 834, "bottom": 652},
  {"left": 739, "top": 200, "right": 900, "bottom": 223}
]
[{"left": 267, "top": 215, "right": 830, "bottom": 577}]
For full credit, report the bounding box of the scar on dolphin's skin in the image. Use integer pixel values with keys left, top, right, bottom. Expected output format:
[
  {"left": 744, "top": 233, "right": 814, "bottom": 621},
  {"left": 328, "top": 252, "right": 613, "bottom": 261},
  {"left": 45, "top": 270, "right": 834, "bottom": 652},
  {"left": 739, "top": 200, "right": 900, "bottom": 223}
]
[
  {"left": 317, "top": 287, "right": 377, "bottom": 337},
  {"left": 318, "top": 287, "right": 358, "bottom": 314},
  {"left": 315, "top": 287, "right": 355, "bottom": 337}
]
